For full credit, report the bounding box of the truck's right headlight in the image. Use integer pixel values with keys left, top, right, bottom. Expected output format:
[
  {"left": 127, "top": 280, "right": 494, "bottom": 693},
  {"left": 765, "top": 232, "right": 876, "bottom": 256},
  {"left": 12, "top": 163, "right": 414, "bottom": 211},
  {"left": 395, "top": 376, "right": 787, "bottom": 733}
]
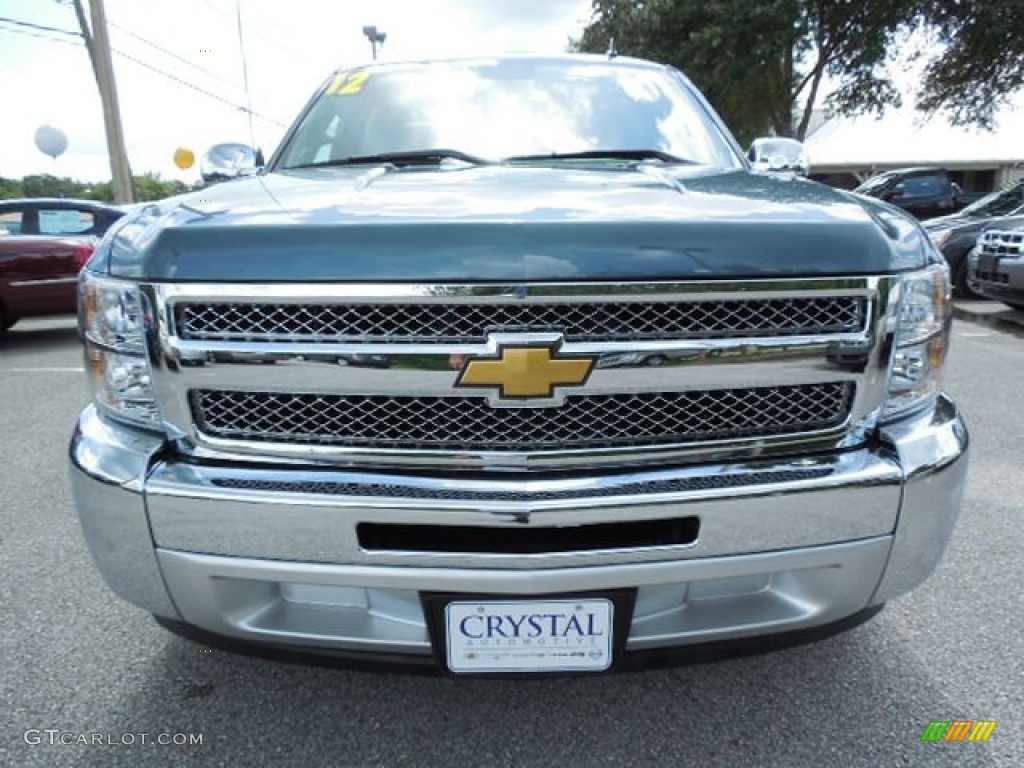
[
  {"left": 79, "top": 271, "right": 161, "bottom": 428},
  {"left": 882, "top": 264, "right": 951, "bottom": 420}
]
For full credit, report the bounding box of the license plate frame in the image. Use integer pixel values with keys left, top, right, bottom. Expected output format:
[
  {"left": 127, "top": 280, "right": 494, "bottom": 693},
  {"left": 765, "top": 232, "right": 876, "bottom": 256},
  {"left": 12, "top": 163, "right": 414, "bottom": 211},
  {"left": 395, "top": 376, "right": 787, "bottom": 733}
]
[{"left": 421, "top": 589, "right": 636, "bottom": 676}]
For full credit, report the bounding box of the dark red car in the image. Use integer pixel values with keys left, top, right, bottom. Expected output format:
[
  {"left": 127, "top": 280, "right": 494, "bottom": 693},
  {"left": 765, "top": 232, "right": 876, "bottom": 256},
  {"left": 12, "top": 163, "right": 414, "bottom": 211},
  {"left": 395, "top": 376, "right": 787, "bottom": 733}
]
[{"left": 0, "top": 198, "right": 124, "bottom": 332}]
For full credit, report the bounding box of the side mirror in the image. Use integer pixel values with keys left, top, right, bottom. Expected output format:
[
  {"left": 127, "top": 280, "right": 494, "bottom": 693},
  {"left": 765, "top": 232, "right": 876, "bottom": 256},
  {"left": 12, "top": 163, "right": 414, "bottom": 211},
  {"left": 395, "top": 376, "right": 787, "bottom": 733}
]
[
  {"left": 748, "top": 137, "right": 809, "bottom": 177},
  {"left": 200, "top": 143, "right": 262, "bottom": 183},
  {"left": 888, "top": 183, "right": 906, "bottom": 200}
]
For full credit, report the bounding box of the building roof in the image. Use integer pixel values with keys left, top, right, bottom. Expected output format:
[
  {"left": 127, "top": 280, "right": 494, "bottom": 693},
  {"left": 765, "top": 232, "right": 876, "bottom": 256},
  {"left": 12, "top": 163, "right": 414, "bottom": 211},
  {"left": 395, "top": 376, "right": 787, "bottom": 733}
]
[{"left": 805, "top": 99, "right": 1024, "bottom": 171}]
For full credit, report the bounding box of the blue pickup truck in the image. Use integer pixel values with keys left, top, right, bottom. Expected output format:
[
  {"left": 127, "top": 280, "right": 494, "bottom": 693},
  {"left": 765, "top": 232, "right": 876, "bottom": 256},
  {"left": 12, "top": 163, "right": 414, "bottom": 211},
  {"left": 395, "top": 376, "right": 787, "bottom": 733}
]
[{"left": 69, "top": 54, "right": 967, "bottom": 675}]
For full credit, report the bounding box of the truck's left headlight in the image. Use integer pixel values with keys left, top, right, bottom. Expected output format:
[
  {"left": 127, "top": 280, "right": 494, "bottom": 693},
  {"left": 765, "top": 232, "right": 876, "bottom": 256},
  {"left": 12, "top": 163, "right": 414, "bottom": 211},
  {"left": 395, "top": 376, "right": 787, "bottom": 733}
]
[
  {"left": 882, "top": 263, "right": 951, "bottom": 420},
  {"left": 79, "top": 271, "right": 161, "bottom": 428}
]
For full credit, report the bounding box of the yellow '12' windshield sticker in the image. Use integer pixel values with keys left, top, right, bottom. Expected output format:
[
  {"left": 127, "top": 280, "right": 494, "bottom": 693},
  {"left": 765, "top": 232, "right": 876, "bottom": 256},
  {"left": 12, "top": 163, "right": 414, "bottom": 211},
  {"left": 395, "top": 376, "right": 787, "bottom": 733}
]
[{"left": 327, "top": 71, "right": 369, "bottom": 95}]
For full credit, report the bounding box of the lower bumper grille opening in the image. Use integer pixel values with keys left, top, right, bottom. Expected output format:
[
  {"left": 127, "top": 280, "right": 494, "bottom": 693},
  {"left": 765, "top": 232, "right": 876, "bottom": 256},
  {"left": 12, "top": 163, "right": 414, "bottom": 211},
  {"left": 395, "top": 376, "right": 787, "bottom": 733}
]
[
  {"left": 357, "top": 517, "right": 700, "bottom": 555},
  {"left": 973, "top": 271, "right": 1009, "bottom": 284}
]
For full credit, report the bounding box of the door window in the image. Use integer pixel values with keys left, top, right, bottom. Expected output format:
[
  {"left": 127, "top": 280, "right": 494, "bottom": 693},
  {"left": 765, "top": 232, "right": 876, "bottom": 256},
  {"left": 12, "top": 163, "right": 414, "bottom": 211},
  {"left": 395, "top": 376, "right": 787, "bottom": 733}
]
[
  {"left": 901, "top": 176, "right": 945, "bottom": 196},
  {"left": 0, "top": 209, "right": 23, "bottom": 235},
  {"left": 38, "top": 208, "right": 95, "bottom": 235}
]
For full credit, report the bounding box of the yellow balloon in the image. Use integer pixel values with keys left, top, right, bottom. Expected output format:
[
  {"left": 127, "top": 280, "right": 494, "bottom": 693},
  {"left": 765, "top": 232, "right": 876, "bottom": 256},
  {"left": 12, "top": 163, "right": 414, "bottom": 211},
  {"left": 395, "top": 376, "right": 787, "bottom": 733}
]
[{"left": 173, "top": 147, "right": 195, "bottom": 170}]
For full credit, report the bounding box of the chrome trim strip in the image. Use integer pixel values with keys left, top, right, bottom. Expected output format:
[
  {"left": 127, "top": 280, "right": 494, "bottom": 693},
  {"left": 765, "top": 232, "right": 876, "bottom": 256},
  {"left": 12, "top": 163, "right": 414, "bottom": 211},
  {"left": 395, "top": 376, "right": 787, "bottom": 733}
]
[
  {"left": 9, "top": 276, "right": 78, "bottom": 287},
  {"left": 179, "top": 428, "right": 866, "bottom": 471},
  {"left": 155, "top": 278, "right": 883, "bottom": 304}
]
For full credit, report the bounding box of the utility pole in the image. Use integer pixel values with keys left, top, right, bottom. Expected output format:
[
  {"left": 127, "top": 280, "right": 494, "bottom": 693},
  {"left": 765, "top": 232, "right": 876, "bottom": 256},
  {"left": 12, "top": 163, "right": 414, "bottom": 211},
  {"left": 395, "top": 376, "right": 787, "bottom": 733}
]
[
  {"left": 72, "top": 0, "right": 134, "bottom": 203},
  {"left": 235, "top": 0, "right": 256, "bottom": 149}
]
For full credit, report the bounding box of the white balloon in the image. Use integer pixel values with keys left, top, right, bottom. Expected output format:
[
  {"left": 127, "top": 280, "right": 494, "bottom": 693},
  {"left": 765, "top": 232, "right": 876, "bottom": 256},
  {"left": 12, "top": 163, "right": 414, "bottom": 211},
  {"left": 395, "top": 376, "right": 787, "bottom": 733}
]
[{"left": 34, "top": 125, "right": 68, "bottom": 159}]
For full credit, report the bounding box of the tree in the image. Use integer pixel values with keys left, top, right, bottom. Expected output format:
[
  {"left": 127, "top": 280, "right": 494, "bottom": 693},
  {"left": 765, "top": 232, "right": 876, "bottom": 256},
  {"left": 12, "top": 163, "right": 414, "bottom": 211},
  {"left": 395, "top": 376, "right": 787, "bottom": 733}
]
[
  {"left": 0, "top": 177, "right": 25, "bottom": 200},
  {"left": 576, "top": 0, "right": 921, "bottom": 144},
  {"left": 20, "top": 175, "right": 91, "bottom": 199},
  {"left": 132, "top": 173, "right": 193, "bottom": 202},
  {"left": 917, "top": 1, "right": 1024, "bottom": 129},
  {"left": 0, "top": 174, "right": 196, "bottom": 203}
]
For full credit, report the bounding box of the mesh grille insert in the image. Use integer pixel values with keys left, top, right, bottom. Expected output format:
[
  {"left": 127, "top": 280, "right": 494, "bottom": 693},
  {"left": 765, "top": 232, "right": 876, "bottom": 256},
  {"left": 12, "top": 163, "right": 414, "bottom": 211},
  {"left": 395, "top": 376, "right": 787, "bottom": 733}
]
[
  {"left": 191, "top": 383, "right": 854, "bottom": 452},
  {"left": 176, "top": 297, "right": 866, "bottom": 344}
]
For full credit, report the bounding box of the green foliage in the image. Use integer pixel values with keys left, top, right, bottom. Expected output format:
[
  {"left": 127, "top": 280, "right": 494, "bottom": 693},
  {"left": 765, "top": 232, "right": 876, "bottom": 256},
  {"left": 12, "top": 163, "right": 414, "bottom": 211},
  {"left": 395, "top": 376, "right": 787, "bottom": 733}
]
[
  {"left": 132, "top": 172, "right": 194, "bottom": 202},
  {"left": 19, "top": 174, "right": 94, "bottom": 200},
  {"left": 0, "top": 177, "right": 24, "bottom": 199},
  {"left": 917, "top": 1, "right": 1024, "bottom": 129},
  {"left": 0, "top": 173, "right": 196, "bottom": 203},
  {"left": 576, "top": 0, "right": 920, "bottom": 144}
]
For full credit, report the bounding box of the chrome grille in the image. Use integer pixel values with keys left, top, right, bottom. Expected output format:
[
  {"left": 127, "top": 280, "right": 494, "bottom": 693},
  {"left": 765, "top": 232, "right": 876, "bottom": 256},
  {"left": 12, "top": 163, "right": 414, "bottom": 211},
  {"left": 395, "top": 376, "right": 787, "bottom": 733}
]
[
  {"left": 191, "top": 384, "right": 854, "bottom": 451},
  {"left": 176, "top": 297, "right": 866, "bottom": 343},
  {"left": 978, "top": 230, "right": 1024, "bottom": 256}
]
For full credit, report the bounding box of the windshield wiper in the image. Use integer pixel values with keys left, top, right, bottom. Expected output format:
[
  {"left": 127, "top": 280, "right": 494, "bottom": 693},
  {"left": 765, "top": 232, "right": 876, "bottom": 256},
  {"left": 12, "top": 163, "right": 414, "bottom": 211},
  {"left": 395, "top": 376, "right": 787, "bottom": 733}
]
[
  {"left": 503, "top": 149, "right": 694, "bottom": 164},
  {"left": 287, "top": 149, "right": 491, "bottom": 170}
]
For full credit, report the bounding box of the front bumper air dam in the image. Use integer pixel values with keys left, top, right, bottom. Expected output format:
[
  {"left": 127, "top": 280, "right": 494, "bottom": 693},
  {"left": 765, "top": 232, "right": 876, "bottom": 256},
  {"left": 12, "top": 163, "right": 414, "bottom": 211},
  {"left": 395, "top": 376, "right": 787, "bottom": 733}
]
[{"left": 69, "top": 396, "right": 967, "bottom": 662}]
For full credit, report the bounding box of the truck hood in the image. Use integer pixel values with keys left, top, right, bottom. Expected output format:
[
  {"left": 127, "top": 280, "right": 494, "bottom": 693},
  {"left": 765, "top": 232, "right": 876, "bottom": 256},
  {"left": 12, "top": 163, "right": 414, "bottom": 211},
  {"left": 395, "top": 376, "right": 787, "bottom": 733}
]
[{"left": 104, "top": 165, "right": 929, "bottom": 281}]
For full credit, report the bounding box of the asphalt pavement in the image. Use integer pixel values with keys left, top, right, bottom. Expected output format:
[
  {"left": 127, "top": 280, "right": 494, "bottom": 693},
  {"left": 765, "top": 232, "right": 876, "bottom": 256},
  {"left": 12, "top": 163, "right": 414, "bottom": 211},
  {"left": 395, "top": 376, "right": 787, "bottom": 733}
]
[{"left": 0, "top": 308, "right": 1021, "bottom": 768}]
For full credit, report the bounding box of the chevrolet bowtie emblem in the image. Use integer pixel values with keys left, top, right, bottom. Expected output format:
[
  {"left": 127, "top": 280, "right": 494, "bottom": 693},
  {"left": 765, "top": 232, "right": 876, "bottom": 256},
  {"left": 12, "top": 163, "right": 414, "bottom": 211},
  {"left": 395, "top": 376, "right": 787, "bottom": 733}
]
[{"left": 456, "top": 344, "right": 595, "bottom": 400}]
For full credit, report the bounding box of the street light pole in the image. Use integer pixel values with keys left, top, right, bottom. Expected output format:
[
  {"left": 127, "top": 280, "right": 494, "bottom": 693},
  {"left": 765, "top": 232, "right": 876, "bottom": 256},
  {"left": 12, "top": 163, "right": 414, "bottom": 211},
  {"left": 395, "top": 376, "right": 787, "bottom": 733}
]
[{"left": 361, "top": 25, "right": 386, "bottom": 60}]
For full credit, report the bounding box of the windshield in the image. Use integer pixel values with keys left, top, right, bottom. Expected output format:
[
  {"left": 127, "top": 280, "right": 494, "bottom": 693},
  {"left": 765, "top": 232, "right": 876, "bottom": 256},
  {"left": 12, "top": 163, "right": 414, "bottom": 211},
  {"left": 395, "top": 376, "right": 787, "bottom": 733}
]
[
  {"left": 961, "top": 181, "right": 1024, "bottom": 217},
  {"left": 276, "top": 59, "right": 741, "bottom": 170},
  {"left": 854, "top": 173, "right": 897, "bottom": 195}
]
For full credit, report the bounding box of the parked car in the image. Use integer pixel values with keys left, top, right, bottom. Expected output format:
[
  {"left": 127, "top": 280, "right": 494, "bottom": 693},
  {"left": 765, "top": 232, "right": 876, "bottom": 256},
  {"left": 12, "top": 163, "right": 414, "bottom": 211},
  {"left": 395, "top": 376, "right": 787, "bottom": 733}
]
[
  {"left": 922, "top": 180, "right": 1024, "bottom": 296},
  {"left": 967, "top": 221, "right": 1024, "bottom": 310},
  {"left": 0, "top": 198, "right": 124, "bottom": 331},
  {"left": 854, "top": 167, "right": 963, "bottom": 220}
]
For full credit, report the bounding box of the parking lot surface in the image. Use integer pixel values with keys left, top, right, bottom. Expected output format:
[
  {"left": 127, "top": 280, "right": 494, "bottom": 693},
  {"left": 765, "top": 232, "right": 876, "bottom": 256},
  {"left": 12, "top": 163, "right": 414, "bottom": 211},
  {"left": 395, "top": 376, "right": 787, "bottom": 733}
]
[{"left": 1, "top": 311, "right": 1021, "bottom": 767}]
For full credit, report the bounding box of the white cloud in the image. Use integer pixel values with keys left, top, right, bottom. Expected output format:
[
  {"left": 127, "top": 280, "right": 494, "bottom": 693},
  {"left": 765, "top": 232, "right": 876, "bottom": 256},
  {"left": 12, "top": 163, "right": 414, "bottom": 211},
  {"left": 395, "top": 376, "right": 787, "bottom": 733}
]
[{"left": 0, "top": 0, "right": 592, "bottom": 183}]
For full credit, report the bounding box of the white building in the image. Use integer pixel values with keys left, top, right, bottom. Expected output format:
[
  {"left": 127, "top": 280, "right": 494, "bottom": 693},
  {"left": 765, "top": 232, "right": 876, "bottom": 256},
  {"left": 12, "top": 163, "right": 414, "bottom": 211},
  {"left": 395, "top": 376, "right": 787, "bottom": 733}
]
[{"left": 804, "top": 99, "right": 1024, "bottom": 193}]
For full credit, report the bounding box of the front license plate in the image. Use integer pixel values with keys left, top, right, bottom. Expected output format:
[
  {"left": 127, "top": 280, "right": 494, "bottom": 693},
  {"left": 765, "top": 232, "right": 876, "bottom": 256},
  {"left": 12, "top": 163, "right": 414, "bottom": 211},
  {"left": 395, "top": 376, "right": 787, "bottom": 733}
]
[{"left": 445, "top": 599, "right": 613, "bottom": 674}]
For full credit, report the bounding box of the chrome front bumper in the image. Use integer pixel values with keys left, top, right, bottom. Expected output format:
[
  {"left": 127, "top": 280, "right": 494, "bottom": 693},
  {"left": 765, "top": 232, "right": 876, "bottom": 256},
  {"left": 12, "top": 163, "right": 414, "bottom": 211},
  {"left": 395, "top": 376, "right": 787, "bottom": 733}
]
[{"left": 69, "top": 397, "right": 967, "bottom": 660}]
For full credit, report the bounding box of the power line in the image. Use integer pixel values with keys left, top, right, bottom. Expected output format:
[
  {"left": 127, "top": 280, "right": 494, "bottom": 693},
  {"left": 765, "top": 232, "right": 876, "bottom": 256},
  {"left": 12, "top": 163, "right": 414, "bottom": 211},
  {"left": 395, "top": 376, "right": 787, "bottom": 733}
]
[
  {"left": 0, "top": 21, "right": 83, "bottom": 47},
  {"left": 109, "top": 45, "right": 286, "bottom": 127},
  {"left": 1, "top": 13, "right": 286, "bottom": 127},
  {"left": 106, "top": 17, "right": 246, "bottom": 93},
  {"left": 227, "top": 1, "right": 311, "bottom": 60},
  {"left": 0, "top": 15, "right": 79, "bottom": 37},
  {"left": 191, "top": 0, "right": 312, "bottom": 65}
]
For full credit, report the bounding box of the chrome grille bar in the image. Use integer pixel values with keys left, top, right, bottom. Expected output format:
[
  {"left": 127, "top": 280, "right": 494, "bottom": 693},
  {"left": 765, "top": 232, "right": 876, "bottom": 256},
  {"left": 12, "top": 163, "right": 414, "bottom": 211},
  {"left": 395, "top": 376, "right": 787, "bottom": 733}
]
[{"left": 206, "top": 467, "right": 832, "bottom": 502}]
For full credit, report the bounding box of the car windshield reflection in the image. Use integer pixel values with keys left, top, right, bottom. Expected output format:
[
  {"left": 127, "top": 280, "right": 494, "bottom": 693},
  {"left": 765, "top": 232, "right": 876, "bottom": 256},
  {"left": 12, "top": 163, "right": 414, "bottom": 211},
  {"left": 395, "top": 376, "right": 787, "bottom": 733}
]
[{"left": 277, "top": 59, "right": 741, "bottom": 171}]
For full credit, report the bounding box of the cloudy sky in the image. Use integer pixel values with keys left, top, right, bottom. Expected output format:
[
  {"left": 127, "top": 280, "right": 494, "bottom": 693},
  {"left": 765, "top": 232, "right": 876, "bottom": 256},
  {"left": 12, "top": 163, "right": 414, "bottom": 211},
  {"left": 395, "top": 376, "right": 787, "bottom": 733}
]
[{"left": 0, "top": 0, "right": 593, "bottom": 182}]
